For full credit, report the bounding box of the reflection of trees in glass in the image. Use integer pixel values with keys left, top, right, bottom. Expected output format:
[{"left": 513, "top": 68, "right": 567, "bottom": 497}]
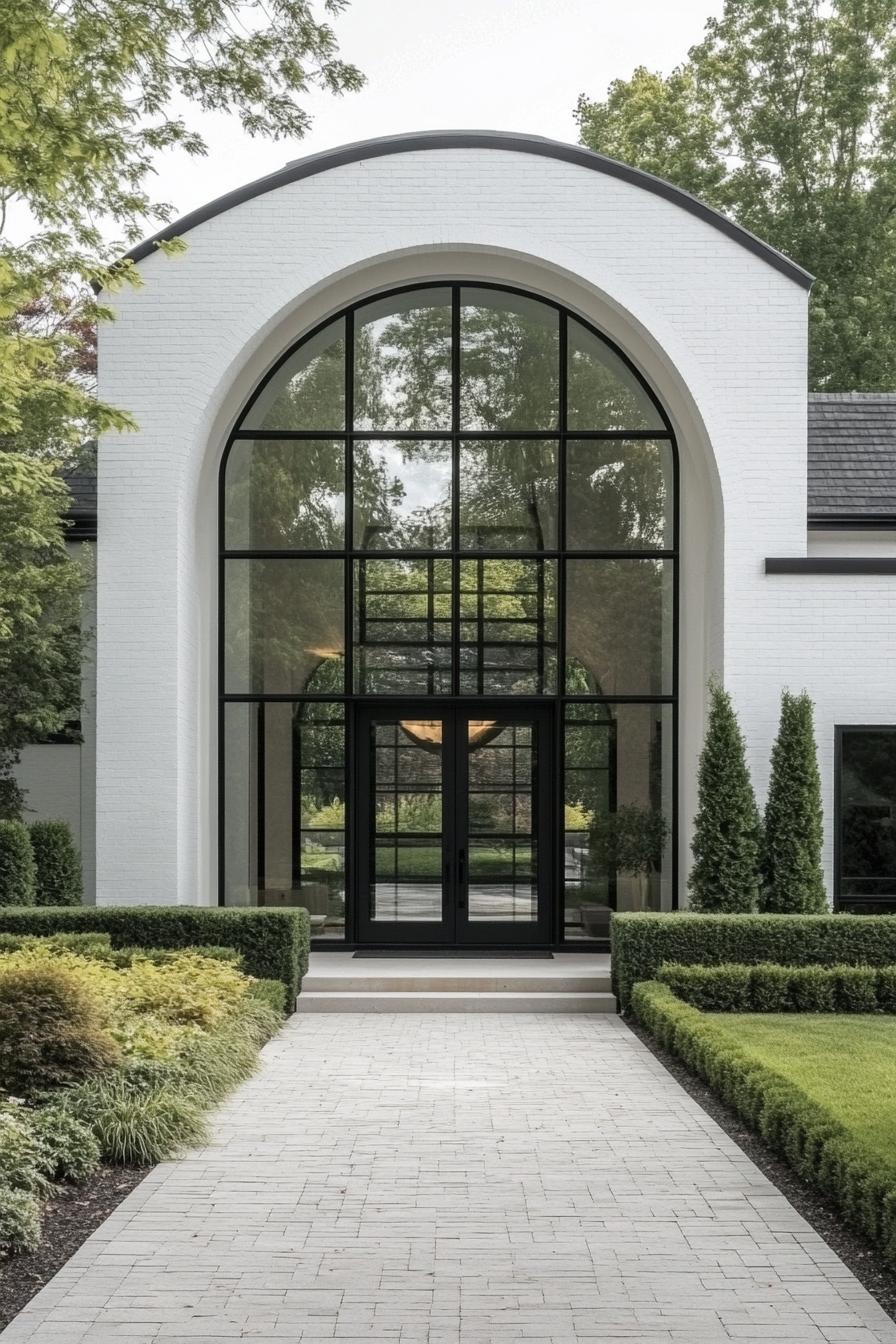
[
  {"left": 567, "top": 320, "right": 664, "bottom": 431},
  {"left": 566, "top": 560, "right": 666, "bottom": 695},
  {"left": 224, "top": 559, "right": 345, "bottom": 695},
  {"left": 566, "top": 441, "right": 669, "bottom": 550},
  {"left": 461, "top": 294, "right": 558, "bottom": 431},
  {"left": 246, "top": 320, "right": 346, "bottom": 431},
  {"left": 355, "top": 297, "right": 452, "bottom": 430},
  {"left": 459, "top": 441, "right": 557, "bottom": 550},
  {"left": 353, "top": 441, "right": 451, "bottom": 550}
]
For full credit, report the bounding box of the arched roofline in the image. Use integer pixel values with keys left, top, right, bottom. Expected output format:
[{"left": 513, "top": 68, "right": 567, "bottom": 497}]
[{"left": 125, "top": 130, "right": 813, "bottom": 290}]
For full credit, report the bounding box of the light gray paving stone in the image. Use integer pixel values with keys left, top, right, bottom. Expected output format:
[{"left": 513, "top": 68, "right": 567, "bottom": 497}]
[{"left": 3, "top": 1013, "right": 896, "bottom": 1343}]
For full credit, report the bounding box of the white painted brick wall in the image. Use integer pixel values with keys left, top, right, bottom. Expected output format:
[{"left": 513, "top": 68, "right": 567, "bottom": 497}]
[{"left": 94, "top": 140, "right": 889, "bottom": 908}]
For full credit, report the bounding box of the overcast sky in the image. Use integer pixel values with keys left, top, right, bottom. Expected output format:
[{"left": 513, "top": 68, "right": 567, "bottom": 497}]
[{"left": 151, "top": 0, "right": 723, "bottom": 226}]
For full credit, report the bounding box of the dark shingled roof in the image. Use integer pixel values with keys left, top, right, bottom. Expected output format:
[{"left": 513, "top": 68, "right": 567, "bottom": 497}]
[
  {"left": 808, "top": 393, "right": 896, "bottom": 526},
  {"left": 61, "top": 396, "right": 896, "bottom": 533}
]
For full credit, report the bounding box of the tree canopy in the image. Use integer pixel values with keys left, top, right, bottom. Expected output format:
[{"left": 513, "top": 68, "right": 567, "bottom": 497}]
[{"left": 575, "top": 0, "right": 896, "bottom": 391}]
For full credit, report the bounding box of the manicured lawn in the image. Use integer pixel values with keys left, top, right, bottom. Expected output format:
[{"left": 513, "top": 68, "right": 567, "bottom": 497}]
[{"left": 708, "top": 1013, "right": 896, "bottom": 1166}]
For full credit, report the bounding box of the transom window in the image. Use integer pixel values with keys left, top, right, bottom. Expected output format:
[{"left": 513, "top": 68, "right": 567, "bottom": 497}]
[{"left": 220, "top": 284, "right": 678, "bottom": 938}]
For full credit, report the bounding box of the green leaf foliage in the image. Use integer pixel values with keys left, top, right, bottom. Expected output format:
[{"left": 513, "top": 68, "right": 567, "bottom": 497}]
[
  {"left": 761, "top": 690, "right": 826, "bottom": 912},
  {"left": 0, "top": 454, "right": 83, "bottom": 815},
  {"left": 612, "top": 911, "right": 896, "bottom": 1009},
  {"left": 0, "top": 819, "right": 36, "bottom": 903},
  {"left": 575, "top": 0, "right": 896, "bottom": 391},
  {"left": 631, "top": 981, "right": 896, "bottom": 1265},
  {"left": 29, "top": 819, "right": 83, "bottom": 905},
  {"left": 0, "top": 959, "right": 120, "bottom": 1095},
  {"left": 0, "top": 905, "right": 309, "bottom": 1002},
  {"left": 688, "top": 682, "right": 761, "bottom": 912}
]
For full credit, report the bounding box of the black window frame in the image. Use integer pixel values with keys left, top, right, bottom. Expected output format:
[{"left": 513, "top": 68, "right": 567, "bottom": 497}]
[
  {"left": 834, "top": 724, "right": 896, "bottom": 911},
  {"left": 218, "top": 281, "right": 680, "bottom": 941}
]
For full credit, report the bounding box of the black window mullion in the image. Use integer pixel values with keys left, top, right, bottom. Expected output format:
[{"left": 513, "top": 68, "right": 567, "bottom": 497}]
[
  {"left": 451, "top": 284, "right": 461, "bottom": 696},
  {"left": 345, "top": 308, "right": 355, "bottom": 698}
]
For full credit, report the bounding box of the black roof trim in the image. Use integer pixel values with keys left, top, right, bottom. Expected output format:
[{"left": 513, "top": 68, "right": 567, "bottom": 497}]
[{"left": 123, "top": 131, "right": 812, "bottom": 289}]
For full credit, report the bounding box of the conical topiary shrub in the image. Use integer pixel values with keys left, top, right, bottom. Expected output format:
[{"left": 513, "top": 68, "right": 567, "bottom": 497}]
[
  {"left": 0, "top": 819, "right": 37, "bottom": 906},
  {"left": 30, "top": 820, "right": 83, "bottom": 906},
  {"left": 688, "top": 682, "right": 761, "bottom": 912},
  {"left": 761, "top": 690, "right": 826, "bottom": 912}
]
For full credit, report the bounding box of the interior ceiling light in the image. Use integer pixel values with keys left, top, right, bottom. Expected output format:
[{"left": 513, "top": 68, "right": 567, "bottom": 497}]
[{"left": 399, "top": 720, "right": 499, "bottom": 749}]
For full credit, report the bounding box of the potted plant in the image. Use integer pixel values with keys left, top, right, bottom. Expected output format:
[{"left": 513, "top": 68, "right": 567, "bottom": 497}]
[{"left": 587, "top": 805, "right": 668, "bottom": 916}]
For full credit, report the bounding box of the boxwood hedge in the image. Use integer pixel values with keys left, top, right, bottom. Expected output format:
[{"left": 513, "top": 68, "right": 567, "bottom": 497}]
[
  {"left": 658, "top": 961, "right": 896, "bottom": 1013},
  {"left": 0, "top": 906, "right": 309, "bottom": 1005},
  {"left": 612, "top": 912, "right": 896, "bottom": 1010},
  {"left": 632, "top": 980, "right": 896, "bottom": 1266}
]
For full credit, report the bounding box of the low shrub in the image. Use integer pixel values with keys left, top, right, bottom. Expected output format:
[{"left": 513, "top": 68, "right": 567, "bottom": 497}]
[
  {"left": 631, "top": 980, "right": 896, "bottom": 1266},
  {"left": 28, "top": 1105, "right": 101, "bottom": 1183},
  {"left": 120, "top": 953, "right": 248, "bottom": 1029},
  {"left": 0, "top": 906, "right": 309, "bottom": 1003},
  {"left": 248, "top": 977, "right": 289, "bottom": 1015},
  {"left": 0, "top": 960, "right": 120, "bottom": 1095},
  {"left": 658, "top": 961, "right": 895, "bottom": 1013},
  {"left": 0, "top": 1110, "right": 50, "bottom": 1195},
  {"left": 0, "top": 820, "right": 36, "bottom": 907},
  {"left": 29, "top": 821, "right": 83, "bottom": 907},
  {"left": 613, "top": 912, "right": 896, "bottom": 1010},
  {"left": 0, "top": 1187, "right": 41, "bottom": 1257}
]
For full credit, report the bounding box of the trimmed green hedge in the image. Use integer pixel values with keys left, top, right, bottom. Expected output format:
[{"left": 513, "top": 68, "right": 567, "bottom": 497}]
[
  {"left": 0, "top": 906, "right": 310, "bottom": 1004},
  {"left": 632, "top": 980, "right": 896, "bottom": 1265},
  {"left": 659, "top": 961, "right": 896, "bottom": 1013},
  {"left": 612, "top": 912, "right": 896, "bottom": 1010}
]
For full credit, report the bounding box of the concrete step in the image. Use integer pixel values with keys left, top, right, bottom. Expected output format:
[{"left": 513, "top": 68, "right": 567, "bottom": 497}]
[
  {"left": 301, "top": 971, "right": 612, "bottom": 994},
  {"left": 297, "top": 990, "right": 617, "bottom": 1013}
]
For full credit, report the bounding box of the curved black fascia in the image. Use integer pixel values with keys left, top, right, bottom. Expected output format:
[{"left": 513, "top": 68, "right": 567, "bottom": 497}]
[{"left": 124, "top": 130, "right": 813, "bottom": 290}]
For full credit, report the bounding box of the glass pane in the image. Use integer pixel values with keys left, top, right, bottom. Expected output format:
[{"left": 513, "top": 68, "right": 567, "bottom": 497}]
[
  {"left": 224, "top": 439, "right": 345, "bottom": 550},
  {"left": 840, "top": 730, "right": 896, "bottom": 899},
  {"left": 459, "top": 559, "right": 557, "bottom": 694},
  {"left": 295, "top": 705, "right": 346, "bottom": 938},
  {"left": 372, "top": 720, "right": 444, "bottom": 921},
  {"left": 354, "top": 558, "right": 453, "bottom": 694},
  {"left": 222, "top": 703, "right": 259, "bottom": 907},
  {"left": 564, "top": 703, "right": 673, "bottom": 936},
  {"left": 354, "top": 289, "right": 452, "bottom": 431},
  {"left": 459, "top": 440, "right": 557, "bottom": 551},
  {"left": 567, "top": 319, "right": 665, "bottom": 431},
  {"left": 566, "top": 440, "right": 673, "bottom": 551},
  {"left": 460, "top": 288, "right": 559, "bottom": 431},
  {"left": 466, "top": 722, "right": 537, "bottom": 922},
  {"left": 241, "top": 319, "right": 345, "bottom": 431},
  {"left": 354, "top": 441, "right": 452, "bottom": 549},
  {"left": 565, "top": 559, "right": 673, "bottom": 695},
  {"left": 224, "top": 558, "right": 345, "bottom": 694}
]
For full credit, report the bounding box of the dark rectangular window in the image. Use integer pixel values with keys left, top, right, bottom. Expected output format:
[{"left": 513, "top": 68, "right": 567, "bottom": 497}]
[{"left": 837, "top": 727, "right": 896, "bottom": 910}]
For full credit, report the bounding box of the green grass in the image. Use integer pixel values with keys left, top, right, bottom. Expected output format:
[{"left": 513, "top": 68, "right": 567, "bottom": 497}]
[{"left": 708, "top": 1013, "right": 896, "bottom": 1166}]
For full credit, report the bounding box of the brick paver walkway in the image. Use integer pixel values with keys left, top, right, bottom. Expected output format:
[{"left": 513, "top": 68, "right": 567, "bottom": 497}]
[{"left": 4, "top": 1013, "right": 896, "bottom": 1343}]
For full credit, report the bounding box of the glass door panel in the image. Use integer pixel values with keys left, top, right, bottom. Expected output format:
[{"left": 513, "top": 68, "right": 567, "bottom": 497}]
[
  {"left": 465, "top": 723, "right": 538, "bottom": 923},
  {"left": 355, "top": 704, "right": 551, "bottom": 945},
  {"left": 370, "top": 719, "right": 446, "bottom": 928}
]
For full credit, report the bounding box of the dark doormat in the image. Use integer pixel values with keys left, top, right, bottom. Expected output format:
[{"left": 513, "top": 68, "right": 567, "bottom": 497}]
[{"left": 352, "top": 949, "right": 554, "bottom": 958}]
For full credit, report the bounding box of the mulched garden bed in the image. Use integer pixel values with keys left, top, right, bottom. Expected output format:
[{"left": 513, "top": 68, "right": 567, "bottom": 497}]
[
  {"left": 630, "top": 1019, "right": 896, "bottom": 1325},
  {"left": 0, "top": 1165, "right": 148, "bottom": 1330}
]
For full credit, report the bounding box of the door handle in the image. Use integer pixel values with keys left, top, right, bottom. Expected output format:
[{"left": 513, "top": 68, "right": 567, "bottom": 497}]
[{"left": 457, "top": 848, "right": 467, "bottom": 908}]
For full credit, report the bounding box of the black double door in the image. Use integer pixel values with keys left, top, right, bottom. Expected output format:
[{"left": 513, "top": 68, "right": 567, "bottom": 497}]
[{"left": 354, "top": 703, "right": 553, "bottom": 946}]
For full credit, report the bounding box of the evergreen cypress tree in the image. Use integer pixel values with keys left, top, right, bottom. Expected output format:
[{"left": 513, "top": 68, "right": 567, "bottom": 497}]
[
  {"left": 689, "top": 682, "right": 761, "bottom": 912},
  {"left": 761, "top": 690, "right": 826, "bottom": 912}
]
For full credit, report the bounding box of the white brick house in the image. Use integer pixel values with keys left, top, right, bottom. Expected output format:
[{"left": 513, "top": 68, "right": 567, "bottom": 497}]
[{"left": 19, "top": 133, "right": 896, "bottom": 943}]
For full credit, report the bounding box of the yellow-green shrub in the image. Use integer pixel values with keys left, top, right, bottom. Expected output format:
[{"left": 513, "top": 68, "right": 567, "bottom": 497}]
[{"left": 120, "top": 953, "right": 248, "bottom": 1028}]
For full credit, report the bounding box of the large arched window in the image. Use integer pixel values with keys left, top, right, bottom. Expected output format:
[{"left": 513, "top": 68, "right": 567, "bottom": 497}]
[{"left": 220, "top": 284, "right": 677, "bottom": 943}]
